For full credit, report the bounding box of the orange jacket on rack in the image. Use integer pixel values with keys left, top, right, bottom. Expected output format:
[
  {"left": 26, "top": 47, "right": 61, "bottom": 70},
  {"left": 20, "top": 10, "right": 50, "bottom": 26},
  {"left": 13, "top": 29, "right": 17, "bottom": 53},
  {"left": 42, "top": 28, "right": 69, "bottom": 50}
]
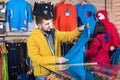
[{"left": 54, "top": 2, "right": 77, "bottom": 31}]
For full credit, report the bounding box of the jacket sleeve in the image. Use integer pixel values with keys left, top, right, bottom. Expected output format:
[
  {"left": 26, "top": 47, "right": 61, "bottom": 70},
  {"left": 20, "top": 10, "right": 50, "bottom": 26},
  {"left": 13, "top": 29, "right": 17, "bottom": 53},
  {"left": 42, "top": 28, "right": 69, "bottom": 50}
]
[
  {"left": 111, "top": 23, "right": 119, "bottom": 47},
  {"left": 27, "top": 36, "right": 58, "bottom": 65},
  {"left": 54, "top": 28, "right": 80, "bottom": 56},
  {"left": 55, "top": 28, "right": 80, "bottom": 42},
  {"left": 53, "top": 5, "right": 60, "bottom": 30},
  {"left": 86, "top": 38, "right": 100, "bottom": 57},
  {"left": 5, "top": 2, "right": 10, "bottom": 23},
  {"left": 26, "top": 3, "right": 34, "bottom": 31},
  {"left": 5, "top": 2, "right": 11, "bottom": 32},
  {"left": 26, "top": 3, "right": 32, "bottom": 23}
]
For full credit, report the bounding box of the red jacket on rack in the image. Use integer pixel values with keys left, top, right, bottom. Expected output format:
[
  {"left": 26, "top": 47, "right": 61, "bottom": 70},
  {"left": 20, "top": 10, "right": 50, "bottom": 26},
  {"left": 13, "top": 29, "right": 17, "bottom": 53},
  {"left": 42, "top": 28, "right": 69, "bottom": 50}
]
[{"left": 96, "top": 10, "right": 119, "bottom": 47}]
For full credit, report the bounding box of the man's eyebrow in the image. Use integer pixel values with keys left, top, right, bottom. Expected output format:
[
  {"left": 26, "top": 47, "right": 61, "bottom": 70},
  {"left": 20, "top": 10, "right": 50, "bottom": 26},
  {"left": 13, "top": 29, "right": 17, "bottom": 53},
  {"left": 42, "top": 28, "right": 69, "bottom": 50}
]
[{"left": 45, "top": 23, "right": 50, "bottom": 25}]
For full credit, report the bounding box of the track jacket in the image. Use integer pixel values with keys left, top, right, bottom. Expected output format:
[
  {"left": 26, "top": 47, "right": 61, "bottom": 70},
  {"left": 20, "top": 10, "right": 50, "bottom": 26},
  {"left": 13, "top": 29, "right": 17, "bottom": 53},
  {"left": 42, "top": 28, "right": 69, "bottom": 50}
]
[{"left": 5, "top": 0, "right": 32, "bottom": 31}]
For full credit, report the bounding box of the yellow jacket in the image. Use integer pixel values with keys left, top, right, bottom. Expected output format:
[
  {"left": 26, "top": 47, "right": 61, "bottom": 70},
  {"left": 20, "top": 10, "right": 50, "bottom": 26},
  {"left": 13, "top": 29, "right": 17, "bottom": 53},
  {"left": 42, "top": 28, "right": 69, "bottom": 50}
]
[{"left": 27, "top": 28, "right": 80, "bottom": 76}]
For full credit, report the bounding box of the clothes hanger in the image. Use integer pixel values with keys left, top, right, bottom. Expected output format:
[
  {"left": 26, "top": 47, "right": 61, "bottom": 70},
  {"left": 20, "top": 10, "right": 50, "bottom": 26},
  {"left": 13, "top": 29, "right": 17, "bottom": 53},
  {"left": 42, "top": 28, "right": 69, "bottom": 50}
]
[
  {"left": 79, "top": 0, "right": 87, "bottom": 5},
  {"left": 39, "top": 0, "right": 53, "bottom": 3},
  {"left": 64, "top": 0, "right": 70, "bottom": 4},
  {"left": 82, "top": 0, "right": 87, "bottom": 5}
]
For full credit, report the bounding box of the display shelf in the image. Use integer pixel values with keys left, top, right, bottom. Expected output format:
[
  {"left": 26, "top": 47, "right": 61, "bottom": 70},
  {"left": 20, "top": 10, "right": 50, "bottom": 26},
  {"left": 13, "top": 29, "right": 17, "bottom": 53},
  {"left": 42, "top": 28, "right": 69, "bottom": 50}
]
[
  {"left": 6, "top": 32, "right": 31, "bottom": 37},
  {"left": 0, "top": 18, "right": 5, "bottom": 21},
  {"left": 4, "top": 32, "right": 31, "bottom": 42},
  {"left": 0, "top": 33, "right": 6, "bottom": 42},
  {"left": 0, "top": 33, "right": 6, "bottom": 36},
  {"left": 0, "top": 1, "right": 4, "bottom": 3}
]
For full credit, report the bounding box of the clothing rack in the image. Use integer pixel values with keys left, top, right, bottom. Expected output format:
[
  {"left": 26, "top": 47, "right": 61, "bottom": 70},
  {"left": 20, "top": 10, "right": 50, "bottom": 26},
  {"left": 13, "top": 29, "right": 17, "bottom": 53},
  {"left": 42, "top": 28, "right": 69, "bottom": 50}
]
[
  {"left": 83, "top": 0, "right": 87, "bottom": 2},
  {"left": 64, "top": 0, "right": 70, "bottom": 4},
  {"left": 105, "top": 0, "right": 106, "bottom": 10},
  {"left": 35, "top": 0, "right": 54, "bottom": 3},
  {"left": 0, "top": 34, "right": 6, "bottom": 43},
  {"left": 81, "top": 0, "right": 88, "bottom": 5},
  {"left": 69, "top": 0, "right": 88, "bottom": 4},
  {"left": 5, "top": 32, "right": 30, "bottom": 38},
  {"left": 0, "top": 32, "right": 31, "bottom": 42}
]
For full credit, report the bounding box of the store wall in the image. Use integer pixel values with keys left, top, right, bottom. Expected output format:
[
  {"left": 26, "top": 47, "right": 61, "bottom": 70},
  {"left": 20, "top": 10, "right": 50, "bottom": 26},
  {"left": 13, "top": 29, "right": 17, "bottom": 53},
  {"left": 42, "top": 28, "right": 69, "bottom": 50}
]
[
  {"left": 108, "top": 0, "right": 120, "bottom": 35},
  {"left": 89, "top": 0, "right": 120, "bottom": 35},
  {"left": 27, "top": 0, "right": 120, "bottom": 35},
  {"left": 28, "top": 0, "right": 106, "bottom": 11}
]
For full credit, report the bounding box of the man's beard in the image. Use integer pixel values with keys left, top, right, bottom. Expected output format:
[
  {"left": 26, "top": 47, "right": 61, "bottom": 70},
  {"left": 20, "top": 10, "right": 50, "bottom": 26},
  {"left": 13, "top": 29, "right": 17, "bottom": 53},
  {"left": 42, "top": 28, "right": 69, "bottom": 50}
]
[{"left": 44, "top": 29, "right": 51, "bottom": 34}]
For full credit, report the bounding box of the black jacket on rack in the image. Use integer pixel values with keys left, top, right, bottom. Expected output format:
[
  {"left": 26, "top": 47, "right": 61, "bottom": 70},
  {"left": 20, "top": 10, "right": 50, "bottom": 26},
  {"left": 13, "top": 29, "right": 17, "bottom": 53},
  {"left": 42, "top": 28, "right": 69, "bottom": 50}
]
[
  {"left": 6, "top": 42, "right": 32, "bottom": 80},
  {"left": 33, "top": 2, "right": 54, "bottom": 19}
]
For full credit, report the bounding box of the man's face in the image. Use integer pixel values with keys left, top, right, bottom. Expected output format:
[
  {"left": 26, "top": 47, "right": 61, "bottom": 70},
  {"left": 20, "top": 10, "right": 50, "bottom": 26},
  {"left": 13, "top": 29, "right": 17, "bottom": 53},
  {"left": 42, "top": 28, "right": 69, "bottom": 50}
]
[{"left": 38, "top": 19, "right": 52, "bottom": 32}]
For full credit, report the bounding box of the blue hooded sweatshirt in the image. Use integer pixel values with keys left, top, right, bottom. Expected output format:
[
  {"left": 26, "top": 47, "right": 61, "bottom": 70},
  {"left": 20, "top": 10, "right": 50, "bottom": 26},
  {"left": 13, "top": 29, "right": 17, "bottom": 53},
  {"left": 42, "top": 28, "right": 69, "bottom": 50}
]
[
  {"left": 75, "top": 4, "right": 97, "bottom": 34},
  {"left": 85, "top": 4, "right": 97, "bottom": 34},
  {"left": 5, "top": 0, "right": 32, "bottom": 31},
  {"left": 65, "top": 26, "right": 90, "bottom": 80}
]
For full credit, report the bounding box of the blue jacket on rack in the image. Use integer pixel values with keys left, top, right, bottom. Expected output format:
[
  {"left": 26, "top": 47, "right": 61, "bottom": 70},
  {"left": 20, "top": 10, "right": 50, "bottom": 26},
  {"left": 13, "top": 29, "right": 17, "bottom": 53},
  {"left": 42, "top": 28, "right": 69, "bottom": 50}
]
[
  {"left": 75, "top": 4, "right": 87, "bottom": 27},
  {"left": 75, "top": 4, "right": 97, "bottom": 34},
  {"left": 111, "top": 47, "right": 120, "bottom": 65},
  {"left": 5, "top": 0, "right": 32, "bottom": 31},
  {"left": 85, "top": 4, "right": 97, "bottom": 35}
]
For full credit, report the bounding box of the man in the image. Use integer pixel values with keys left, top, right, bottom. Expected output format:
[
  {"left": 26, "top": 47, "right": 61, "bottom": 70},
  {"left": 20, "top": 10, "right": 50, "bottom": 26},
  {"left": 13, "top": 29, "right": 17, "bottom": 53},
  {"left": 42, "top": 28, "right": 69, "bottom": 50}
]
[{"left": 27, "top": 13, "right": 80, "bottom": 80}]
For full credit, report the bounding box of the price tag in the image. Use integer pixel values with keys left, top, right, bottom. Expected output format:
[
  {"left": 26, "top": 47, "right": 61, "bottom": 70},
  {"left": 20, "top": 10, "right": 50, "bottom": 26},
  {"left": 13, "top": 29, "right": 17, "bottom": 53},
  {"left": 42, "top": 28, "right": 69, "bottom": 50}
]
[
  {"left": 65, "top": 9, "right": 70, "bottom": 16},
  {"left": 0, "top": 24, "right": 3, "bottom": 29}
]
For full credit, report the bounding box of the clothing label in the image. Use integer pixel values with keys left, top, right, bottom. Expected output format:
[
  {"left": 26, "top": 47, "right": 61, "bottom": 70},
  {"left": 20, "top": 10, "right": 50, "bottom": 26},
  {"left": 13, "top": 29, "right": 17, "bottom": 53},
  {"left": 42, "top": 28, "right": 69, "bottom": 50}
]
[
  {"left": 0, "top": 24, "right": 3, "bottom": 29},
  {"left": 65, "top": 9, "right": 70, "bottom": 16}
]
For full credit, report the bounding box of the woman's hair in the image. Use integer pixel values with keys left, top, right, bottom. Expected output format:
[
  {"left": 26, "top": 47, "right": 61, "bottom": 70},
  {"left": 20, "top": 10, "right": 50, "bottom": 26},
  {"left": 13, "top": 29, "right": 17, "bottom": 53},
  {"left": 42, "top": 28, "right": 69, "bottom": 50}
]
[
  {"left": 93, "top": 21, "right": 106, "bottom": 37},
  {"left": 36, "top": 12, "right": 52, "bottom": 25}
]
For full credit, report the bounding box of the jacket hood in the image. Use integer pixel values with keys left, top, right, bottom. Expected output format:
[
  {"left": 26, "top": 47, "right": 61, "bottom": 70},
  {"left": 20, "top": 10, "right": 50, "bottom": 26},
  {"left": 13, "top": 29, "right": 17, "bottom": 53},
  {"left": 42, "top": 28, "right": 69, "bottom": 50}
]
[
  {"left": 96, "top": 10, "right": 109, "bottom": 22},
  {"left": 85, "top": 4, "right": 97, "bottom": 34},
  {"left": 85, "top": 4, "right": 96, "bottom": 16},
  {"left": 32, "top": 28, "right": 41, "bottom": 35}
]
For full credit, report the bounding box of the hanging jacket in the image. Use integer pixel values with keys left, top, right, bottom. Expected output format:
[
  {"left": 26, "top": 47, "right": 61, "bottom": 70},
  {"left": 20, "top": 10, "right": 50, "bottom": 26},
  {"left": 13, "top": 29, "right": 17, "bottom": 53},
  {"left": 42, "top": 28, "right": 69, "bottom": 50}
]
[
  {"left": 96, "top": 10, "right": 119, "bottom": 47},
  {"left": 111, "top": 47, "right": 120, "bottom": 65},
  {"left": 85, "top": 4, "right": 97, "bottom": 34},
  {"left": 33, "top": 2, "right": 54, "bottom": 19},
  {"left": 54, "top": 2, "right": 77, "bottom": 31},
  {"left": 2, "top": 54, "right": 9, "bottom": 80},
  {"left": 54, "top": 1, "right": 64, "bottom": 19},
  {"left": 86, "top": 34, "right": 110, "bottom": 64},
  {"left": 75, "top": 3, "right": 97, "bottom": 34},
  {"left": 0, "top": 44, "right": 9, "bottom": 80},
  {"left": 65, "top": 27, "right": 90, "bottom": 80},
  {"left": 75, "top": 4, "right": 87, "bottom": 27},
  {"left": 5, "top": 0, "right": 32, "bottom": 31}
]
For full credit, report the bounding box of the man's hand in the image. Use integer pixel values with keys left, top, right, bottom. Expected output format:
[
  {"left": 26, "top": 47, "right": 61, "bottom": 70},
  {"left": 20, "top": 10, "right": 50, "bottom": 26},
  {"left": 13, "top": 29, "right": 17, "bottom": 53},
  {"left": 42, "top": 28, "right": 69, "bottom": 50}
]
[
  {"left": 78, "top": 25, "right": 85, "bottom": 31},
  {"left": 58, "top": 57, "right": 69, "bottom": 64},
  {"left": 58, "top": 64, "right": 69, "bottom": 71},
  {"left": 110, "top": 46, "right": 115, "bottom": 51},
  {"left": 86, "top": 23, "right": 90, "bottom": 28},
  {"left": 58, "top": 57, "right": 69, "bottom": 71}
]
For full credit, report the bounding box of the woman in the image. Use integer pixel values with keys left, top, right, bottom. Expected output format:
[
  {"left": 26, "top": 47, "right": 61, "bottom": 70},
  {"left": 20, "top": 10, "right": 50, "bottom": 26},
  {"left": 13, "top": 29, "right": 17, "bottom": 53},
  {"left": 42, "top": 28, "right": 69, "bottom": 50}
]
[{"left": 86, "top": 21, "right": 110, "bottom": 64}]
